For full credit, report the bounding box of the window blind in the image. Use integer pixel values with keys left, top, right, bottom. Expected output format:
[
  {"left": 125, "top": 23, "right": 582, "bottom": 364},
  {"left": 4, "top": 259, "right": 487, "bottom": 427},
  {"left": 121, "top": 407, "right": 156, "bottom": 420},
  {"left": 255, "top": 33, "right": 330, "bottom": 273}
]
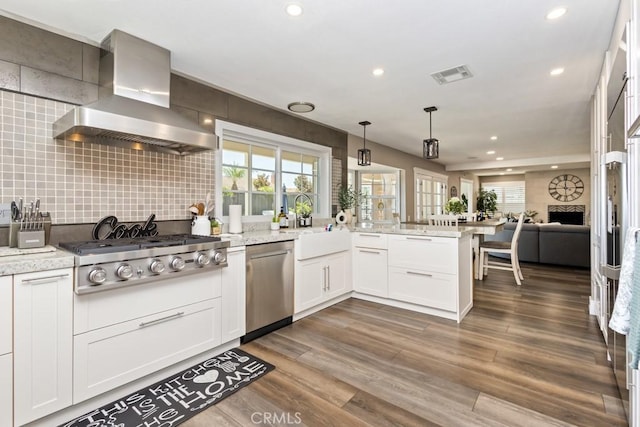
[{"left": 483, "top": 181, "right": 525, "bottom": 215}]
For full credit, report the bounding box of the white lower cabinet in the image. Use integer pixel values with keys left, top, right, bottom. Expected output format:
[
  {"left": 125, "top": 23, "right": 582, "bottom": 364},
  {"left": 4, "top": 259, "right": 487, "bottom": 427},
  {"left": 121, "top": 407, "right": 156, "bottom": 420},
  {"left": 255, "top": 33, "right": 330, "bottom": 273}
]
[
  {"left": 73, "top": 298, "right": 221, "bottom": 403},
  {"left": 0, "top": 275, "right": 12, "bottom": 356},
  {"left": 386, "top": 234, "right": 472, "bottom": 322},
  {"left": 353, "top": 246, "right": 388, "bottom": 297},
  {"left": 221, "top": 247, "right": 246, "bottom": 343},
  {"left": 0, "top": 275, "right": 12, "bottom": 427},
  {"left": 0, "top": 352, "right": 12, "bottom": 427},
  {"left": 295, "top": 251, "right": 350, "bottom": 314},
  {"left": 13, "top": 268, "right": 73, "bottom": 426}
]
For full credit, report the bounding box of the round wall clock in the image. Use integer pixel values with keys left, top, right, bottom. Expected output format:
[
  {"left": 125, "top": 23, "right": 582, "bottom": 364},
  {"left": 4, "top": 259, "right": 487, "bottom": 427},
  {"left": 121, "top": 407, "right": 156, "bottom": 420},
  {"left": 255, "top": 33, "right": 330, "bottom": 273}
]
[{"left": 548, "top": 174, "right": 584, "bottom": 202}]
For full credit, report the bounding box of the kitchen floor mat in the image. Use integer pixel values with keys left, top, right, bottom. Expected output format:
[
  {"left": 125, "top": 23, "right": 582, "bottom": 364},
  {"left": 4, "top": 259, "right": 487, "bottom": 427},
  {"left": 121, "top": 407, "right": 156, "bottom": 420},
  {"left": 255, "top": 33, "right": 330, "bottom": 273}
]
[{"left": 60, "top": 348, "right": 274, "bottom": 427}]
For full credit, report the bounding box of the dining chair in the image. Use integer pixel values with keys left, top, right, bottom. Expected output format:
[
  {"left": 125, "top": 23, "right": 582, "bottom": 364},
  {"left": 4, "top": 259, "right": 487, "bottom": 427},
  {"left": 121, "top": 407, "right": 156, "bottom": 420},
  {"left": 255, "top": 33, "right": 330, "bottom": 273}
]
[
  {"left": 478, "top": 212, "right": 525, "bottom": 285},
  {"left": 427, "top": 214, "right": 459, "bottom": 227}
]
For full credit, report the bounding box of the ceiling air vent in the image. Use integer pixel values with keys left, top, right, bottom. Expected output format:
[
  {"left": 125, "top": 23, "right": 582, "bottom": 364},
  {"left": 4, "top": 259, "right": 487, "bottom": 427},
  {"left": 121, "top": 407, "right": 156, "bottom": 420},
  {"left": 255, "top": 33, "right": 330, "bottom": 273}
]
[{"left": 430, "top": 65, "right": 473, "bottom": 85}]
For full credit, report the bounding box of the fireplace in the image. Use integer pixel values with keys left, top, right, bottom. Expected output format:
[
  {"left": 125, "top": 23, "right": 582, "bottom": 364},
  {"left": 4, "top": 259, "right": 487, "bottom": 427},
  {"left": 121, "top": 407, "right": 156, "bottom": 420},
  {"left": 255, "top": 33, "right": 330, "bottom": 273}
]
[{"left": 548, "top": 205, "right": 585, "bottom": 225}]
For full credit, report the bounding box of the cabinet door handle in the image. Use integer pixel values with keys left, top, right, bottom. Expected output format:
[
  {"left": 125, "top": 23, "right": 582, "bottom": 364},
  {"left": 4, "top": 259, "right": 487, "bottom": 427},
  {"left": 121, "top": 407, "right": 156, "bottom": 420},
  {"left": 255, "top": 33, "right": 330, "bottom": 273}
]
[
  {"left": 359, "top": 233, "right": 381, "bottom": 237},
  {"left": 20, "top": 273, "right": 69, "bottom": 285},
  {"left": 139, "top": 311, "right": 185, "bottom": 328},
  {"left": 406, "top": 237, "right": 432, "bottom": 241},
  {"left": 359, "top": 249, "right": 381, "bottom": 254},
  {"left": 250, "top": 250, "right": 290, "bottom": 260},
  {"left": 327, "top": 265, "right": 331, "bottom": 290},
  {"left": 407, "top": 271, "right": 433, "bottom": 277}
]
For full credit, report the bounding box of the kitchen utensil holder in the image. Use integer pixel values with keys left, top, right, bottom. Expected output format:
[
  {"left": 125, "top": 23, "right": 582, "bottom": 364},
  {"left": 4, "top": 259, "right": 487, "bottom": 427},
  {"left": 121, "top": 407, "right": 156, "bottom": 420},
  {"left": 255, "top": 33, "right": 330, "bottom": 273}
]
[
  {"left": 17, "top": 229, "right": 45, "bottom": 249},
  {"left": 9, "top": 212, "right": 52, "bottom": 248}
]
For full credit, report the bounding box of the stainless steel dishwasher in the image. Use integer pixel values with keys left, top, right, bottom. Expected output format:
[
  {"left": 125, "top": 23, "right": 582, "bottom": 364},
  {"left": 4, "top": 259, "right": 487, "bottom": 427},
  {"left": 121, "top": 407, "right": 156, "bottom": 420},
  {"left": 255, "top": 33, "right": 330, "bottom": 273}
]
[{"left": 242, "top": 240, "right": 294, "bottom": 343}]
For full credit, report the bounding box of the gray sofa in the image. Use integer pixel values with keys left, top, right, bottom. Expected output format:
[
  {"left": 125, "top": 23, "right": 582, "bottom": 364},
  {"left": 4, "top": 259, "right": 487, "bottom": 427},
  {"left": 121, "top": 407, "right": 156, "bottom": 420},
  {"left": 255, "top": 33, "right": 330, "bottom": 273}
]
[{"left": 483, "top": 222, "right": 590, "bottom": 268}]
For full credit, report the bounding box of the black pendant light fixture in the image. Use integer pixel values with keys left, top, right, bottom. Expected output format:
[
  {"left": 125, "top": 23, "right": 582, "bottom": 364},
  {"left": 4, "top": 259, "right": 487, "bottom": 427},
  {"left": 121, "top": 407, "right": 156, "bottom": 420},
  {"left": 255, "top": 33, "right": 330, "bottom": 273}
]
[
  {"left": 357, "top": 120, "right": 372, "bottom": 166},
  {"left": 423, "top": 106, "right": 439, "bottom": 159}
]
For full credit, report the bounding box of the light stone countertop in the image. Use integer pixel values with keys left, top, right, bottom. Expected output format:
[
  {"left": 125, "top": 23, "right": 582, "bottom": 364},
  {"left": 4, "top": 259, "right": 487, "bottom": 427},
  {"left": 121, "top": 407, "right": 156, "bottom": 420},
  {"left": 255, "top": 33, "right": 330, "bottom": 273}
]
[
  {"left": 0, "top": 246, "right": 75, "bottom": 276},
  {"left": 222, "top": 223, "right": 473, "bottom": 247},
  {"left": 0, "top": 223, "right": 474, "bottom": 275}
]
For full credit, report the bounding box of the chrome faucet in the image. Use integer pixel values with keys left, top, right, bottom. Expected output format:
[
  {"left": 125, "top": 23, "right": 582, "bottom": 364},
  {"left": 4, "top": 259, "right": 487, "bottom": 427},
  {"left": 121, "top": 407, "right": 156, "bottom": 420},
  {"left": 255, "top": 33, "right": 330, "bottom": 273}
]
[{"left": 293, "top": 193, "right": 313, "bottom": 228}]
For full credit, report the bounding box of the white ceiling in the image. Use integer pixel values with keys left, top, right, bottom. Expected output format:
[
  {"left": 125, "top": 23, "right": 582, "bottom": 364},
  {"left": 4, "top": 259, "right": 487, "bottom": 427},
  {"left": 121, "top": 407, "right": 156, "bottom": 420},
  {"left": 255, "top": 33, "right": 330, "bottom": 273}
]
[{"left": 0, "top": 1, "right": 620, "bottom": 176}]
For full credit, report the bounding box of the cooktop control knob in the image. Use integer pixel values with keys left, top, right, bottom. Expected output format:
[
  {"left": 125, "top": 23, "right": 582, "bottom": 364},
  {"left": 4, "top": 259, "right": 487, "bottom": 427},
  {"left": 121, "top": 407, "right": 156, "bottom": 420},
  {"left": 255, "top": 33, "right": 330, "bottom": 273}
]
[
  {"left": 88, "top": 267, "right": 107, "bottom": 285},
  {"left": 116, "top": 263, "right": 134, "bottom": 280},
  {"left": 170, "top": 256, "right": 186, "bottom": 271},
  {"left": 195, "top": 252, "right": 210, "bottom": 267},
  {"left": 212, "top": 251, "right": 226, "bottom": 264},
  {"left": 149, "top": 258, "right": 165, "bottom": 274}
]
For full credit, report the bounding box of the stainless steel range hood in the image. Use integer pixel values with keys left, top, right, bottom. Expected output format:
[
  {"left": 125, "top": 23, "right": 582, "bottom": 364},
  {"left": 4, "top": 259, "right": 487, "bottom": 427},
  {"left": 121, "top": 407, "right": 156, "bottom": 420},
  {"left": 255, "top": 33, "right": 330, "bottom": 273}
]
[{"left": 53, "top": 30, "right": 216, "bottom": 156}]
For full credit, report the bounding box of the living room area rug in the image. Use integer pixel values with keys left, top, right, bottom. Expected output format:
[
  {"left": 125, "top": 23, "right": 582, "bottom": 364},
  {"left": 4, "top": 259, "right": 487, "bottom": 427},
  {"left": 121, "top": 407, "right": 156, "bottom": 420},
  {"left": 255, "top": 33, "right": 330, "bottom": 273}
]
[{"left": 60, "top": 348, "right": 274, "bottom": 427}]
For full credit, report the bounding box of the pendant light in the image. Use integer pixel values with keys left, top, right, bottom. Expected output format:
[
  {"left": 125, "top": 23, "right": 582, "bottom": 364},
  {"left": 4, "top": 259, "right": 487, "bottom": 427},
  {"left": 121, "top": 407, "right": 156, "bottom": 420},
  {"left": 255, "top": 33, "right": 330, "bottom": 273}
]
[
  {"left": 357, "top": 120, "right": 372, "bottom": 166},
  {"left": 423, "top": 106, "right": 439, "bottom": 159}
]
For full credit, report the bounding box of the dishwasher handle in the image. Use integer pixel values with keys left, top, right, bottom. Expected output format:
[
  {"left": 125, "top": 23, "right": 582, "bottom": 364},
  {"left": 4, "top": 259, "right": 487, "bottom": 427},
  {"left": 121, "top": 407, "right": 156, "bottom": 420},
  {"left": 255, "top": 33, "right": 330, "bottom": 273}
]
[{"left": 249, "top": 249, "right": 291, "bottom": 260}]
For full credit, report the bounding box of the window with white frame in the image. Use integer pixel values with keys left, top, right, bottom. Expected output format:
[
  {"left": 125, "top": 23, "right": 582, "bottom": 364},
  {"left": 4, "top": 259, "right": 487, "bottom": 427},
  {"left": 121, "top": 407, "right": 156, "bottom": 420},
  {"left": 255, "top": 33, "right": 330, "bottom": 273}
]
[
  {"left": 414, "top": 168, "right": 447, "bottom": 220},
  {"left": 358, "top": 171, "right": 399, "bottom": 223},
  {"left": 482, "top": 181, "right": 526, "bottom": 215},
  {"left": 216, "top": 121, "right": 330, "bottom": 220}
]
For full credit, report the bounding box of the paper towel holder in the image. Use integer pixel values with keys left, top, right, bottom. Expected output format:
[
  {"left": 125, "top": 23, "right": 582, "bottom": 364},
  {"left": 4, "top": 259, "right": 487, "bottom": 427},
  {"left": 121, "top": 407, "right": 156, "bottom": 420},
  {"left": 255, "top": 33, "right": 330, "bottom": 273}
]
[{"left": 228, "top": 204, "right": 243, "bottom": 234}]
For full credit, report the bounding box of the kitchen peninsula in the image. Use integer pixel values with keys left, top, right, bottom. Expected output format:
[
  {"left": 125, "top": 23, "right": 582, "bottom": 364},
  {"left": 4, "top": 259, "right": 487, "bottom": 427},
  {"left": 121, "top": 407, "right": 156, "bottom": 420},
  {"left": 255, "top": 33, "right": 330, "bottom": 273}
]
[{"left": 222, "top": 224, "right": 474, "bottom": 323}]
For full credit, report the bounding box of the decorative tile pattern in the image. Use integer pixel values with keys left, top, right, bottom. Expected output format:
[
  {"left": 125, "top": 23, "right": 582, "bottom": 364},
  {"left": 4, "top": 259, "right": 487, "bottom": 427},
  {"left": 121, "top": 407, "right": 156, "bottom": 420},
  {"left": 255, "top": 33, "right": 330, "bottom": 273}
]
[
  {"left": 331, "top": 157, "right": 342, "bottom": 210},
  {"left": 0, "top": 90, "right": 215, "bottom": 224}
]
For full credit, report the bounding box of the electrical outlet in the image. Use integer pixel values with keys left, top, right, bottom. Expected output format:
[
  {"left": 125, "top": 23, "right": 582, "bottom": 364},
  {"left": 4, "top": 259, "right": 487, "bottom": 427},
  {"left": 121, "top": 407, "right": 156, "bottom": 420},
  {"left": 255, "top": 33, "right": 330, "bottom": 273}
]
[{"left": 0, "top": 203, "right": 11, "bottom": 225}]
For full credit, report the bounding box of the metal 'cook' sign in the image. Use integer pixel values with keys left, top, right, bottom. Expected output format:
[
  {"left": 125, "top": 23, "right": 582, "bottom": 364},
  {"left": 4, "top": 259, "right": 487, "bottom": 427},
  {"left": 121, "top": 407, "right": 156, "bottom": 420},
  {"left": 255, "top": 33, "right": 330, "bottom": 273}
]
[{"left": 92, "top": 214, "right": 159, "bottom": 240}]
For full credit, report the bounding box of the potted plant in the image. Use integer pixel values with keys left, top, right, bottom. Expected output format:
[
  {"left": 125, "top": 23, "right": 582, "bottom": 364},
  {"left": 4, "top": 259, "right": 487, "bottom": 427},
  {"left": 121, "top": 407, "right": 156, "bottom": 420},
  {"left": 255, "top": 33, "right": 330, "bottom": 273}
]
[
  {"left": 270, "top": 214, "right": 280, "bottom": 231},
  {"left": 210, "top": 218, "right": 221, "bottom": 235},
  {"left": 295, "top": 200, "right": 313, "bottom": 227},
  {"left": 337, "top": 184, "right": 363, "bottom": 224},
  {"left": 476, "top": 188, "right": 497, "bottom": 218},
  {"left": 445, "top": 197, "right": 465, "bottom": 216}
]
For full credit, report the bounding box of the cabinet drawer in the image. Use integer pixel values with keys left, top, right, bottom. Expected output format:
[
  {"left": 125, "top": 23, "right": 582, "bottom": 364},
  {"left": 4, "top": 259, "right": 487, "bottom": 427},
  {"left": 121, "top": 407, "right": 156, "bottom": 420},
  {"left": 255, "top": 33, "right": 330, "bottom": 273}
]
[
  {"left": 73, "top": 298, "right": 221, "bottom": 403},
  {"left": 74, "top": 270, "right": 221, "bottom": 334},
  {"left": 352, "top": 232, "right": 388, "bottom": 249},
  {"left": 388, "top": 266, "right": 456, "bottom": 311},
  {"left": 388, "top": 235, "right": 457, "bottom": 273},
  {"left": 0, "top": 276, "right": 11, "bottom": 355}
]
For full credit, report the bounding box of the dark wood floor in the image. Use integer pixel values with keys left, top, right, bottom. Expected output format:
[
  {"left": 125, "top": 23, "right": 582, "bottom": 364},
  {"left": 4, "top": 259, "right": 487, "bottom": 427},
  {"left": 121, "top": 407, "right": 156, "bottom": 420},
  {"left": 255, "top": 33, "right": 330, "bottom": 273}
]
[{"left": 184, "top": 262, "right": 627, "bottom": 426}]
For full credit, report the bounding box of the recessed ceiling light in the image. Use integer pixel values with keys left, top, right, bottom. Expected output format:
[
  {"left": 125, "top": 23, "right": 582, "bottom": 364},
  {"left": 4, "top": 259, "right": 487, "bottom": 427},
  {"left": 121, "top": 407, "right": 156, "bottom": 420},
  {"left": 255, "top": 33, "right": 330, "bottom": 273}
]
[
  {"left": 286, "top": 3, "right": 303, "bottom": 17},
  {"left": 372, "top": 68, "right": 384, "bottom": 77},
  {"left": 500, "top": 172, "right": 505, "bottom": 176},
  {"left": 551, "top": 165, "right": 558, "bottom": 169},
  {"left": 490, "top": 136, "right": 498, "bottom": 141},
  {"left": 546, "top": 7, "right": 567, "bottom": 20},
  {"left": 550, "top": 67, "right": 565, "bottom": 76},
  {"left": 203, "top": 118, "right": 213, "bottom": 124},
  {"left": 487, "top": 150, "right": 496, "bottom": 155},
  {"left": 496, "top": 157, "right": 504, "bottom": 161},
  {"left": 287, "top": 101, "right": 315, "bottom": 113},
  {"left": 506, "top": 168, "right": 513, "bottom": 172}
]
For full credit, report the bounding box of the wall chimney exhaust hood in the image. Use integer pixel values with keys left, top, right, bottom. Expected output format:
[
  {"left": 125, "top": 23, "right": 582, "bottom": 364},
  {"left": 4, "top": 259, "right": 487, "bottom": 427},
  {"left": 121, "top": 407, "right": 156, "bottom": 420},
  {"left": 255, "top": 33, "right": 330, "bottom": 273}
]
[{"left": 53, "top": 30, "right": 216, "bottom": 156}]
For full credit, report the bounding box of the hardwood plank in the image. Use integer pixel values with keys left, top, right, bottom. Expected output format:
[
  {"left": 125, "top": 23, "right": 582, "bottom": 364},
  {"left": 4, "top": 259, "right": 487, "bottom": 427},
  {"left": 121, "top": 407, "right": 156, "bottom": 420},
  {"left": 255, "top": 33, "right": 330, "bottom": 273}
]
[
  {"left": 342, "top": 390, "right": 439, "bottom": 427},
  {"left": 472, "top": 393, "right": 575, "bottom": 427}
]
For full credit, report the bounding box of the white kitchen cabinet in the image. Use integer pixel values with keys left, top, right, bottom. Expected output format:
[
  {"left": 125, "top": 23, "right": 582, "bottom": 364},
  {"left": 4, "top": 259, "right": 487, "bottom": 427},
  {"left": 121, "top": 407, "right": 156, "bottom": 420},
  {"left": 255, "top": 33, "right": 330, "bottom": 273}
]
[
  {"left": 0, "top": 353, "right": 12, "bottom": 427},
  {"left": 0, "top": 275, "right": 12, "bottom": 356},
  {"left": 295, "top": 257, "right": 326, "bottom": 312},
  {"left": 221, "top": 247, "right": 246, "bottom": 343},
  {"left": 352, "top": 233, "right": 388, "bottom": 298},
  {"left": 387, "top": 234, "right": 472, "bottom": 323},
  {"left": 0, "top": 275, "right": 12, "bottom": 427},
  {"left": 73, "top": 298, "right": 221, "bottom": 403},
  {"left": 14, "top": 268, "right": 73, "bottom": 426},
  {"left": 295, "top": 250, "right": 351, "bottom": 315}
]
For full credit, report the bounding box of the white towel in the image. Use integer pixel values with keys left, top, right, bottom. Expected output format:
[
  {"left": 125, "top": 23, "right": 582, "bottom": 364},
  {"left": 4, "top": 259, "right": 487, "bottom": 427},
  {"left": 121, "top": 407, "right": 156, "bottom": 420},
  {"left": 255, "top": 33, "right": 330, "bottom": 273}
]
[{"left": 609, "top": 227, "right": 640, "bottom": 334}]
